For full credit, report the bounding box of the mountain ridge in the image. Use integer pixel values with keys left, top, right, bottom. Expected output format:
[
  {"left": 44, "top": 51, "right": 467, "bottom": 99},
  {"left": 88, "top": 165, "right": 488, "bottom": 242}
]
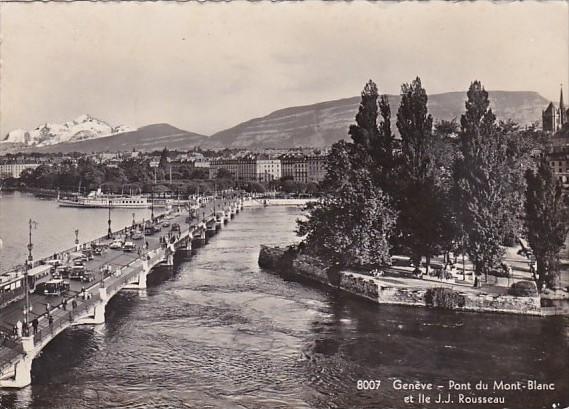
[
  {"left": 0, "top": 90, "right": 550, "bottom": 153},
  {"left": 205, "top": 90, "right": 549, "bottom": 148}
]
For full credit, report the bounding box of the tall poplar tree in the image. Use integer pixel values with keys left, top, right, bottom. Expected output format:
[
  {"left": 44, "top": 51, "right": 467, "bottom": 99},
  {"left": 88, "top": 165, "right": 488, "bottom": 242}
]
[
  {"left": 298, "top": 80, "right": 397, "bottom": 268},
  {"left": 525, "top": 158, "right": 569, "bottom": 290},
  {"left": 348, "top": 80, "right": 396, "bottom": 190},
  {"left": 395, "top": 77, "right": 455, "bottom": 270},
  {"left": 455, "top": 81, "right": 510, "bottom": 280}
]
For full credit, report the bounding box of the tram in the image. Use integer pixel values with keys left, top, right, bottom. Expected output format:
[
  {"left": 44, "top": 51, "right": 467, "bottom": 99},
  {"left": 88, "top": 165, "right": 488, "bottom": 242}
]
[{"left": 26, "top": 265, "right": 52, "bottom": 293}]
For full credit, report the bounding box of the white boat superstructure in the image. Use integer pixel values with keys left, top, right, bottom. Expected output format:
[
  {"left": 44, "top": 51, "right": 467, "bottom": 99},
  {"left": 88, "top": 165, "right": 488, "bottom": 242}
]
[{"left": 58, "top": 188, "right": 152, "bottom": 209}]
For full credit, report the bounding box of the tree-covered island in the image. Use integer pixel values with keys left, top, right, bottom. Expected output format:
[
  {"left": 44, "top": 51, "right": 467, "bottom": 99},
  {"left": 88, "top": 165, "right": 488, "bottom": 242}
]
[{"left": 298, "top": 78, "right": 569, "bottom": 294}]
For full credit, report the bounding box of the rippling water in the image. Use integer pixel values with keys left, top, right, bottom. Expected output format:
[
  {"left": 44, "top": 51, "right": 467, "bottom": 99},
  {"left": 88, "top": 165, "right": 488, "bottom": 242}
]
[
  {"left": 0, "top": 191, "right": 152, "bottom": 272},
  {"left": 1, "top": 194, "right": 568, "bottom": 409}
]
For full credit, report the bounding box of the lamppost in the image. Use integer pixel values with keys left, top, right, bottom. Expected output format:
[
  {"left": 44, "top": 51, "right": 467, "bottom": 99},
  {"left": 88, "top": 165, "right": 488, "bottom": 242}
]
[
  {"left": 75, "top": 228, "right": 79, "bottom": 251},
  {"left": 24, "top": 219, "right": 34, "bottom": 328},
  {"left": 107, "top": 200, "right": 113, "bottom": 239},
  {"left": 151, "top": 185, "right": 155, "bottom": 223}
]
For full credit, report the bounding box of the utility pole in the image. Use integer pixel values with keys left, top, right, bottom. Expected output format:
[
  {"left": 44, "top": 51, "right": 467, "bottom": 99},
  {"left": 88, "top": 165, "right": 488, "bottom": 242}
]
[
  {"left": 24, "top": 219, "right": 34, "bottom": 329},
  {"left": 151, "top": 185, "right": 155, "bottom": 222},
  {"left": 107, "top": 200, "right": 113, "bottom": 239}
]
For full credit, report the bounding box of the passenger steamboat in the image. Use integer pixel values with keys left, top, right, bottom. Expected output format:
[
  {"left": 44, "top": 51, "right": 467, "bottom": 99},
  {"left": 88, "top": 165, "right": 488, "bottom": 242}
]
[{"left": 57, "top": 189, "right": 154, "bottom": 209}]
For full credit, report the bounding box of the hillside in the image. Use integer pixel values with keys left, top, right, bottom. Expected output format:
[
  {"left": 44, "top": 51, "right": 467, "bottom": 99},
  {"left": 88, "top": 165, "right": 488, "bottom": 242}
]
[
  {"left": 206, "top": 91, "right": 549, "bottom": 148},
  {"left": 1, "top": 90, "right": 550, "bottom": 154},
  {"left": 28, "top": 124, "right": 207, "bottom": 154}
]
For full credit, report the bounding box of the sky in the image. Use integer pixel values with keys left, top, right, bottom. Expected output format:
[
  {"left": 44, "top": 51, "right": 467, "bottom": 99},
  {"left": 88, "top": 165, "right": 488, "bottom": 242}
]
[{"left": 0, "top": 1, "right": 568, "bottom": 137}]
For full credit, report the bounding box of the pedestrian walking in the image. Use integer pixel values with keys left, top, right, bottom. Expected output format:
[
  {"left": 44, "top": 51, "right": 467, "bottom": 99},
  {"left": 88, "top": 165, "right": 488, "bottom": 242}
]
[
  {"left": 16, "top": 320, "right": 22, "bottom": 337},
  {"left": 62, "top": 299, "right": 67, "bottom": 311},
  {"left": 72, "top": 299, "right": 78, "bottom": 310},
  {"left": 32, "top": 318, "right": 38, "bottom": 335},
  {"left": 48, "top": 315, "right": 54, "bottom": 327}
]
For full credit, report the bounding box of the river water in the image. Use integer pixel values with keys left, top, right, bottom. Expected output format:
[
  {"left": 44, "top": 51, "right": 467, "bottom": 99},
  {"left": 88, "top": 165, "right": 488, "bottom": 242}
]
[
  {"left": 0, "top": 192, "right": 152, "bottom": 273},
  {"left": 0, "top": 192, "right": 568, "bottom": 409}
]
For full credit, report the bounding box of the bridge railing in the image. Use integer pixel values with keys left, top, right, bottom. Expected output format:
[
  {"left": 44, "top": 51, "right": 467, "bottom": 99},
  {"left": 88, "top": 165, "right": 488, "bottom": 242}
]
[
  {"left": 0, "top": 344, "right": 23, "bottom": 374},
  {"left": 0, "top": 334, "right": 24, "bottom": 355},
  {"left": 33, "top": 294, "right": 100, "bottom": 346},
  {"left": 105, "top": 260, "right": 143, "bottom": 295},
  {"left": 0, "top": 206, "right": 183, "bottom": 277}
]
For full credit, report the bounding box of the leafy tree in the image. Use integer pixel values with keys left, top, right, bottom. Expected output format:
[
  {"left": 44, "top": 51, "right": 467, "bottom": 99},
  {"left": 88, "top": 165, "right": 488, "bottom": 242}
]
[
  {"left": 216, "top": 168, "right": 233, "bottom": 180},
  {"left": 395, "top": 77, "right": 456, "bottom": 269},
  {"left": 305, "top": 182, "right": 319, "bottom": 195},
  {"left": 158, "top": 148, "right": 169, "bottom": 169},
  {"left": 348, "top": 80, "right": 396, "bottom": 189},
  {"left": 454, "top": 81, "right": 515, "bottom": 279},
  {"left": 298, "top": 80, "right": 398, "bottom": 268},
  {"left": 397, "top": 77, "right": 434, "bottom": 181},
  {"left": 297, "top": 141, "right": 396, "bottom": 268},
  {"left": 245, "top": 182, "right": 266, "bottom": 194},
  {"left": 497, "top": 121, "right": 544, "bottom": 245},
  {"left": 349, "top": 80, "right": 380, "bottom": 153},
  {"left": 525, "top": 158, "right": 569, "bottom": 290}
]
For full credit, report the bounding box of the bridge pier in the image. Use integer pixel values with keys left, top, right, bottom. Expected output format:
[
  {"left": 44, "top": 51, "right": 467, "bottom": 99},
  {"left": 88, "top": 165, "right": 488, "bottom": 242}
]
[
  {"left": 91, "top": 301, "right": 106, "bottom": 325},
  {"left": 124, "top": 260, "right": 149, "bottom": 290},
  {"left": 79, "top": 287, "right": 108, "bottom": 324},
  {"left": 166, "top": 252, "right": 174, "bottom": 267},
  {"left": 176, "top": 238, "right": 192, "bottom": 259},
  {"left": 192, "top": 229, "right": 207, "bottom": 248},
  {"left": 0, "top": 202, "right": 244, "bottom": 390},
  {"left": 0, "top": 336, "right": 35, "bottom": 389}
]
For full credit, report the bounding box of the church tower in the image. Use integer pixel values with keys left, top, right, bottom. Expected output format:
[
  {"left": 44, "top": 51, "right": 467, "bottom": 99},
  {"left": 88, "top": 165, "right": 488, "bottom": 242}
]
[{"left": 559, "top": 85, "right": 566, "bottom": 127}]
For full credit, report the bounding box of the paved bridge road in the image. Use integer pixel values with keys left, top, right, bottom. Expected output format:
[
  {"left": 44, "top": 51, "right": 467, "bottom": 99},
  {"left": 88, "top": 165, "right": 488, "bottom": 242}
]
[{"left": 0, "top": 196, "right": 240, "bottom": 335}]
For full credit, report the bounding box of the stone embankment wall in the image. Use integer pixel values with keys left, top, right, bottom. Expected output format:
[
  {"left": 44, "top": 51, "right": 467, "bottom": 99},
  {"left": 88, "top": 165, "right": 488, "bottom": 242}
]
[{"left": 259, "top": 246, "right": 542, "bottom": 316}]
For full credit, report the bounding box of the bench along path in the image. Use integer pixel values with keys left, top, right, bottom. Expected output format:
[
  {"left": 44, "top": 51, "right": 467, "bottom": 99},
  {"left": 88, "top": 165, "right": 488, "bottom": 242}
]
[{"left": 0, "top": 197, "right": 243, "bottom": 388}]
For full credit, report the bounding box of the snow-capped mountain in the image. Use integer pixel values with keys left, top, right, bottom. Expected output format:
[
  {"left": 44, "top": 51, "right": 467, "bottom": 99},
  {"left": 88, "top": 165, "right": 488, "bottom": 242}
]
[{"left": 2, "top": 115, "right": 136, "bottom": 147}]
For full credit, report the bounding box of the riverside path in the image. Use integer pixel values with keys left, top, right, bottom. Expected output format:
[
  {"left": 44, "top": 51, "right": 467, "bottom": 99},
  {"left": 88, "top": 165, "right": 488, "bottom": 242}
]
[{"left": 0, "top": 196, "right": 243, "bottom": 388}]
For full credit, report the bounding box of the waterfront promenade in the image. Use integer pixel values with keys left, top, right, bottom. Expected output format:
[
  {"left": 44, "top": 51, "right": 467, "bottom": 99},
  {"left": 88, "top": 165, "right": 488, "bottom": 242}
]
[{"left": 0, "top": 196, "right": 243, "bottom": 388}]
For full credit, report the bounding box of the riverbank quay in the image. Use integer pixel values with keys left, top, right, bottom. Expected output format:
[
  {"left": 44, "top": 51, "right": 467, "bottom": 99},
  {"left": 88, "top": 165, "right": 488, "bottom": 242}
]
[
  {"left": 0, "top": 196, "right": 243, "bottom": 388},
  {"left": 242, "top": 197, "right": 317, "bottom": 207},
  {"left": 258, "top": 246, "right": 569, "bottom": 316}
]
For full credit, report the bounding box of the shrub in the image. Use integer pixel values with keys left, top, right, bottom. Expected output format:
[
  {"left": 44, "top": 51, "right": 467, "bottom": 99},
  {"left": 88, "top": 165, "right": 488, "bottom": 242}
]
[
  {"left": 488, "top": 269, "right": 509, "bottom": 278},
  {"left": 508, "top": 280, "right": 538, "bottom": 297},
  {"left": 425, "top": 287, "right": 465, "bottom": 309},
  {"left": 488, "top": 263, "right": 511, "bottom": 278}
]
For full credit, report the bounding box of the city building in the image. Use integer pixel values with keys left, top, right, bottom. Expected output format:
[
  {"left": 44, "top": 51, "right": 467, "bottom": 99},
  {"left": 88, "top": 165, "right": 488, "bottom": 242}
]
[
  {"left": 543, "top": 86, "right": 569, "bottom": 132},
  {"left": 207, "top": 153, "right": 327, "bottom": 184},
  {"left": 209, "top": 158, "right": 257, "bottom": 181},
  {"left": 0, "top": 162, "right": 41, "bottom": 179},
  {"left": 307, "top": 155, "right": 327, "bottom": 183},
  {"left": 548, "top": 145, "right": 569, "bottom": 187},
  {"left": 281, "top": 155, "right": 308, "bottom": 183},
  {"left": 256, "top": 158, "right": 281, "bottom": 182}
]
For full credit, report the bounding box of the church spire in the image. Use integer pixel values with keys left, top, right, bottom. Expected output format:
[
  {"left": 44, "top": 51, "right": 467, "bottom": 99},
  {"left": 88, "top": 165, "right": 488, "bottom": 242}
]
[{"left": 560, "top": 84, "right": 566, "bottom": 125}]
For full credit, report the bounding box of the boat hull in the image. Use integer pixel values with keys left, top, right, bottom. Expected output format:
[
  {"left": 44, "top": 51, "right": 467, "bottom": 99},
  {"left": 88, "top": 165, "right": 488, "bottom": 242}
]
[{"left": 58, "top": 200, "right": 150, "bottom": 209}]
